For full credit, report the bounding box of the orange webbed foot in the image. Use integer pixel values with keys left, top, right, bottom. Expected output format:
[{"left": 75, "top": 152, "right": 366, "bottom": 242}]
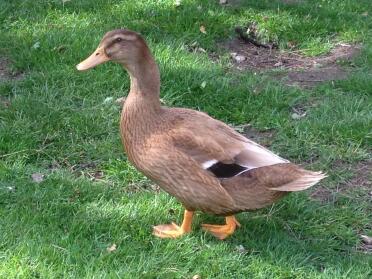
[
  {"left": 152, "top": 210, "right": 193, "bottom": 239},
  {"left": 202, "top": 216, "right": 241, "bottom": 240},
  {"left": 153, "top": 222, "right": 188, "bottom": 238}
]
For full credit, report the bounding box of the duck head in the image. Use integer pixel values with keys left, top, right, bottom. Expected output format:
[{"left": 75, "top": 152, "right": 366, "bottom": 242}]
[{"left": 76, "top": 29, "right": 149, "bottom": 71}]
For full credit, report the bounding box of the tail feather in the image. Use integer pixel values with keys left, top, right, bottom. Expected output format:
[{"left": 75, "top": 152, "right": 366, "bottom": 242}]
[
  {"left": 217, "top": 163, "right": 327, "bottom": 214},
  {"left": 269, "top": 171, "right": 327, "bottom": 192}
]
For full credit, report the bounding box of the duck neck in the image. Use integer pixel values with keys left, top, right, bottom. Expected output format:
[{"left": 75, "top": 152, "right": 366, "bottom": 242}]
[
  {"left": 124, "top": 52, "right": 161, "bottom": 110},
  {"left": 120, "top": 50, "right": 162, "bottom": 152}
]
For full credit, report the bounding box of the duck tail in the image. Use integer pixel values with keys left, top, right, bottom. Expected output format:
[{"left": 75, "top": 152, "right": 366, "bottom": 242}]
[{"left": 269, "top": 170, "right": 327, "bottom": 192}]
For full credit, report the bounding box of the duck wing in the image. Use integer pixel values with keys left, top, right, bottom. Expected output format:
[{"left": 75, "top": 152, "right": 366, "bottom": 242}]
[{"left": 168, "top": 109, "right": 289, "bottom": 178}]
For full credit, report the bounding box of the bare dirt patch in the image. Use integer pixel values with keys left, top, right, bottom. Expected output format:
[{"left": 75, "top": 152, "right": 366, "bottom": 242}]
[
  {"left": 233, "top": 124, "right": 276, "bottom": 147},
  {"left": 0, "top": 57, "right": 23, "bottom": 81},
  {"left": 282, "top": 67, "right": 349, "bottom": 89},
  {"left": 222, "top": 37, "right": 361, "bottom": 88},
  {"left": 311, "top": 160, "right": 372, "bottom": 202},
  {"left": 0, "top": 96, "right": 11, "bottom": 108}
]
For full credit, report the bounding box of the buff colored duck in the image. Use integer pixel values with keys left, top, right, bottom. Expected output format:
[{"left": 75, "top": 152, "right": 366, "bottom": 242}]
[{"left": 76, "top": 29, "right": 326, "bottom": 240}]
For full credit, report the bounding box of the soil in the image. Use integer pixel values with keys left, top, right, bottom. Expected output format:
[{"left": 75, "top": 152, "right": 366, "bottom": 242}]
[
  {"left": 281, "top": 67, "right": 348, "bottom": 89},
  {"left": 0, "top": 57, "right": 23, "bottom": 81},
  {"left": 310, "top": 160, "right": 372, "bottom": 202},
  {"left": 236, "top": 124, "right": 276, "bottom": 148},
  {"left": 0, "top": 96, "right": 11, "bottom": 108},
  {"left": 0, "top": 57, "right": 22, "bottom": 108},
  {"left": 222, "top": 34, "right": 367, "bottom": 202},
  {"left": 222, "top": 38, "right": 360, "bottom": 88}
]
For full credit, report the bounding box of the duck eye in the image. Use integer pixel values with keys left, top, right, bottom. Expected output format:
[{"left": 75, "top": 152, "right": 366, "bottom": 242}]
[{"left": 115, "top": 37, "right": 123, "bottom": 43}]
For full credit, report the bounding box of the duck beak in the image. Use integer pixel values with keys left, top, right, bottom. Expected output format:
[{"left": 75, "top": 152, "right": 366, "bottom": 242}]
[{"left": 76, "top": 46, "right": 109, "bottom": 71}]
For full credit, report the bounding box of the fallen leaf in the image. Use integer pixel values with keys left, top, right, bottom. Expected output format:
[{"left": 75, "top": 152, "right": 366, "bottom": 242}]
[
  {"left": 219, "top": 0, "right": 228, "bottom": 4},
  {"left": 93, "top": 171, "right": 104, "bottom": 180},
  {"left": 31, "top": 173, "right": 44, "bottom": 183},
  {"left": 32, "top": 42, "right": 40, "bottom": 49},
  {"left": 235, "top": 244, "right": 247, "bottom": 253},
  {"left": 231, "top": 53, "right": 246, "bottom": 63},
  {"left": 196, "top": 47, "right": 206, "bottom": 53},
  {"left": 287, "top": 41, "right": 297, "bottom": 49},
  {"left": 361, "top": 235, "right": 372, "bottom": 245},
  {"left": 200, "top": 81, "right": 207, "bottom": 88},
  {"left": 291, "top": 112, "right": 306, "bottom": 120},
  {"left": 150, "top": 184, "right": 160, "bottom": 192},
  {"left": 235, "top": 55, "right": 246, "bottom": 63},
  {"left": 246, "top": 22, "right": 258, "bottom": 36},
  {"left": 174, "top": 0, "right": 181, "bottom": 7},
  {"left": 107, "top": 243, "right": 117, "bottom": 252},
  {"left": 274, "top": 61, "right": 283, "bottom": 67},
  {"left": 103, "top": 96, "right": 113, "bottom": 104},
  {"left": 199, "top": 25, "right": 207, "bottom": 34}
]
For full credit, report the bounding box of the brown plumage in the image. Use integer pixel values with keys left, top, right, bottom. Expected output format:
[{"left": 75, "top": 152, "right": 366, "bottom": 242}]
[{"left": 77, "top": 29, "right": 326, "bottom": 239}]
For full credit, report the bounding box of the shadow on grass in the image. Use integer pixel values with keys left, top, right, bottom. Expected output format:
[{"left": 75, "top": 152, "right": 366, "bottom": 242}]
[
  {"left": 2, "top": 0, "right": 370, "bottom": 68},
  {"left": 1, "top": 167, "right": 370, "bottom": 277}
]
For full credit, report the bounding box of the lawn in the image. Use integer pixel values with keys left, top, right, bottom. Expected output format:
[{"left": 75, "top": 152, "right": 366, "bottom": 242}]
[{"left": 0, "top": 0, "right": 371, "bottom": 278}]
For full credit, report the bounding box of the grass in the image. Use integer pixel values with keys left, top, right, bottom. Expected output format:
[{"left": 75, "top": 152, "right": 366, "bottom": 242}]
[{"left": 0, "top": 0, "right": 371, "bottom": 278}]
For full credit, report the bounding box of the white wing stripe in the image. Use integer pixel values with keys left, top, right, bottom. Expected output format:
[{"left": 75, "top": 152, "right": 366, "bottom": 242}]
[{"left": 202, "top": 159, "right": 218, "bottom": 169}]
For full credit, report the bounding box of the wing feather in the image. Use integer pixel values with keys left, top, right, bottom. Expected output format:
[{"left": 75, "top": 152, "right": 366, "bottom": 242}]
[{"left": 169, "top": 109, "right": 289, "bottom": 172}]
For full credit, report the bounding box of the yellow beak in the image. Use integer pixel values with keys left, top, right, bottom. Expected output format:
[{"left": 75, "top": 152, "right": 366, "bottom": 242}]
[{"left": 76, "top": 46, "right": 109, "bottom": 71}]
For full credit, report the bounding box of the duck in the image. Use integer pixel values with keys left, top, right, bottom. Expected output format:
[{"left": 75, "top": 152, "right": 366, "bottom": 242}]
[{"left": 76, "top": 29, "right": 326, "bottom": 240}]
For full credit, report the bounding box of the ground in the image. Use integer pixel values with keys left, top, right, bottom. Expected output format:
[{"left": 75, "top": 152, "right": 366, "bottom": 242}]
[{"left": 0, "top": 0, "right": 371, "bottom": 278}]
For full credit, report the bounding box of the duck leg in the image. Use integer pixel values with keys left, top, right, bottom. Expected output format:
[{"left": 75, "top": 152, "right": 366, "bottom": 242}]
[
  {"left": 153, "top": 210, "right": 193, "bottom": 238},
  {"left": 202, "top": 216, "right": 241, "bottom": 240}
]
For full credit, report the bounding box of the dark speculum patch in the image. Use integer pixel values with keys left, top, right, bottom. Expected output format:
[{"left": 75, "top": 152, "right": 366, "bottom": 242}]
[{"left": 208, "top": 162, "right": 247, "bottom": 178}]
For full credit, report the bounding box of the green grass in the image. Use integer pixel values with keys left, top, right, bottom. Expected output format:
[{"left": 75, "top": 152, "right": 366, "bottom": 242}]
[{"left": 1, "top": 0, "right": 371, "bottom": 278}]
